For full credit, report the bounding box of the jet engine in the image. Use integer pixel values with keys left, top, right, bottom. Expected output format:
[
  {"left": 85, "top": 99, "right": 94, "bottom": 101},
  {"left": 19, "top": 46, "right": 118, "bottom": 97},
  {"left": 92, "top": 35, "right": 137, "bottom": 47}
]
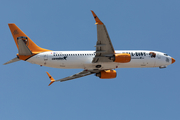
[
  {"left": 96, "top": 70, "right": 117, "bottom": 79},
  {"left": 109, "top": 53, "right": 131, "bottom": 63}
]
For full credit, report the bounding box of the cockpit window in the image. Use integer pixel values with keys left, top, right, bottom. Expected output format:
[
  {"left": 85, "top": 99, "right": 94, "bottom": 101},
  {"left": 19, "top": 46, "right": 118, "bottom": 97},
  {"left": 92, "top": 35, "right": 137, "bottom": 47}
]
[{"left": 164, "top": 54, "right": 168, "bottom": 56}]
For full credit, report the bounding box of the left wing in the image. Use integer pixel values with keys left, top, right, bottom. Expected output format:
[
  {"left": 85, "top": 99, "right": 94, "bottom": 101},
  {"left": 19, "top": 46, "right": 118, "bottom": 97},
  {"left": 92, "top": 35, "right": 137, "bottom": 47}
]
[{"left": 46, "top": 70, "right": 95, "bottom": 86}]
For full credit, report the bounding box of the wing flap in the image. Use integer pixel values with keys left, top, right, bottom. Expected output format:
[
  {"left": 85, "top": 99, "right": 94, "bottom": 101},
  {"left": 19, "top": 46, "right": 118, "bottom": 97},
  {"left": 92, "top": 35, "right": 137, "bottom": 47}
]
[{"left": 56, "top": 70, "right": 93, "bottom": 82}]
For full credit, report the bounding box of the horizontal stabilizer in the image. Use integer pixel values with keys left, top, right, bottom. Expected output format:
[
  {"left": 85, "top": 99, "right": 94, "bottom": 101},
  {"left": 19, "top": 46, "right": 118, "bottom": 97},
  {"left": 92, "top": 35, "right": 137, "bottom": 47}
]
[{"left": 3, "top": 57, "right": 20, "bottom": 65}]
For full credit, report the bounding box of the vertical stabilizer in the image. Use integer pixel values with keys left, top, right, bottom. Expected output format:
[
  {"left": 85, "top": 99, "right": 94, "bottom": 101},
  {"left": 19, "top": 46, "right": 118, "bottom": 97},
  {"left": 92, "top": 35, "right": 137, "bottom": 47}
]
[{"left": 8, "top": 23, "right": 51, "bottom": 54}]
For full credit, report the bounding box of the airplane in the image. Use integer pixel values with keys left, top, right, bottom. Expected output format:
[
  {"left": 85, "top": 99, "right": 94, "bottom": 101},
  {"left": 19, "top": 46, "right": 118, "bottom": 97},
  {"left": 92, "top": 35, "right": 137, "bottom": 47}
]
[{"left": 4, "top": 10, "right": 175, "bottom": 86}]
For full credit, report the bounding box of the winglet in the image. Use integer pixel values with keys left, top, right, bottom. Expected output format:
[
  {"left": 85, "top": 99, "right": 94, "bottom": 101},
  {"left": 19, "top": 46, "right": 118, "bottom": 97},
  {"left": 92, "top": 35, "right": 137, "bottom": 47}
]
[
  {"left": 46, "top": 72, "right": 56, "bottom": 86},
  {"left": 90, "top": 10, "right": 103, "bottom": 25}
]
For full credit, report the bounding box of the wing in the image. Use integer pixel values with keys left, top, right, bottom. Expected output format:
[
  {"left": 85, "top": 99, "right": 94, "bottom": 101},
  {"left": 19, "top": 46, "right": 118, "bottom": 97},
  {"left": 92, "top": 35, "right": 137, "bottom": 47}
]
[
  {"left": 56, "top": 70, "right": 93, "bottom": 82},
  {"left": 91, "top": 10, "right": 115, "bottom": 63},
  {"left": 46, "top": 70, "right": 95, "bottom": 86}
]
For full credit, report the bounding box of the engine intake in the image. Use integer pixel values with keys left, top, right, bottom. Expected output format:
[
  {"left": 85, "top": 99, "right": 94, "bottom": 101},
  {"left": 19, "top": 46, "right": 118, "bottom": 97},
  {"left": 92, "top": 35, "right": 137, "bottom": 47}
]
[{"left": 96, "top": 70, "right": 116, "bottom": 79}]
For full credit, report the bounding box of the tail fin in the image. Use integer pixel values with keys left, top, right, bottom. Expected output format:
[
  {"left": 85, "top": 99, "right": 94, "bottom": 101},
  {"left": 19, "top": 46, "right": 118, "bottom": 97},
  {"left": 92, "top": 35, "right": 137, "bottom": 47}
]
[
  {"left": 46, "top": 72, "right": 56, "bottom": 86},
  {"left": 8, "top": 23, "right": 51, "bottom": 54}
]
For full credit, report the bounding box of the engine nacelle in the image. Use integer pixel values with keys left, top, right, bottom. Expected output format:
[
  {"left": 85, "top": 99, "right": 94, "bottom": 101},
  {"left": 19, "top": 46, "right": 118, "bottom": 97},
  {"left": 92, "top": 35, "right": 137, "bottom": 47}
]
[
  {"left": 96, "top": 70, "right": 117, "bottom": 79},
  {"left": 110, "top": 53, "right": 131, "bottom": 63}
]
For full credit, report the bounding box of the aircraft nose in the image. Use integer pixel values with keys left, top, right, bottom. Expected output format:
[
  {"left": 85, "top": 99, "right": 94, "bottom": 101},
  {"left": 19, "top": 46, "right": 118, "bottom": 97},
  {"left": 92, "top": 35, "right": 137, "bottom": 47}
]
[{"left": 171, "top": 57, "right": 175, "bottom": 64}]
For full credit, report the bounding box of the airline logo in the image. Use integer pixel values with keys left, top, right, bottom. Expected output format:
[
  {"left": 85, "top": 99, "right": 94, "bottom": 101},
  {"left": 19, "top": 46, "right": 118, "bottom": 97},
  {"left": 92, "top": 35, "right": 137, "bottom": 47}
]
[
  {"left": 52, "top": 56, "right": 67, "bottom": 60},
  {"left": 13, "top": 30, "right": 19, "bottom": 35}
]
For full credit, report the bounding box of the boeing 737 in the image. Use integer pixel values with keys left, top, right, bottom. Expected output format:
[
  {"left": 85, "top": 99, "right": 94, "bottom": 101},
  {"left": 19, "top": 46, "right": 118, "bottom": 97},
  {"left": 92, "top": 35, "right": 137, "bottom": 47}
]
[{"left": 4, "top": 10, "right": 175, "bottom": 86}]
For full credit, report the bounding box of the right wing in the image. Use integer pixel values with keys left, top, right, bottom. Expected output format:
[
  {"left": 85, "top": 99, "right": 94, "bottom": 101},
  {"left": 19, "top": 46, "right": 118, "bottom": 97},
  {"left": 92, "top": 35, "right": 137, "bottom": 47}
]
[{"left": 91, "top": 10, "right": 115, "bottom": 63}]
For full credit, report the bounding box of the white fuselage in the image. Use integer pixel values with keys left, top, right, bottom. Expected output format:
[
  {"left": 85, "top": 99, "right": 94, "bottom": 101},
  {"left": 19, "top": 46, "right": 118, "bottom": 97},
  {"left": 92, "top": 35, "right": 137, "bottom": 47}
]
[{"left": 27, "top": 50, "right": 172, "bottom": 70}]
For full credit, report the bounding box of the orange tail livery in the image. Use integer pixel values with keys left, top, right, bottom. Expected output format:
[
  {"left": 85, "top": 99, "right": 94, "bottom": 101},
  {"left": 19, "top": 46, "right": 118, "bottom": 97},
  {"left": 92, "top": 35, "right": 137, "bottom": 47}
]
[{"left": 4, "top": 24, "right": 51, "bottom": 64}]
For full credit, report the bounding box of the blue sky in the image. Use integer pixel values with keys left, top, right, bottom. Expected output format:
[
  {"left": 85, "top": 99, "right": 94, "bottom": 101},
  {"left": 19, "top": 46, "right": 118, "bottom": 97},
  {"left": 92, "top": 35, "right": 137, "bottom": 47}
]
[{"left": 0, "top": 0, "right": 179, "bottom": 120}]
